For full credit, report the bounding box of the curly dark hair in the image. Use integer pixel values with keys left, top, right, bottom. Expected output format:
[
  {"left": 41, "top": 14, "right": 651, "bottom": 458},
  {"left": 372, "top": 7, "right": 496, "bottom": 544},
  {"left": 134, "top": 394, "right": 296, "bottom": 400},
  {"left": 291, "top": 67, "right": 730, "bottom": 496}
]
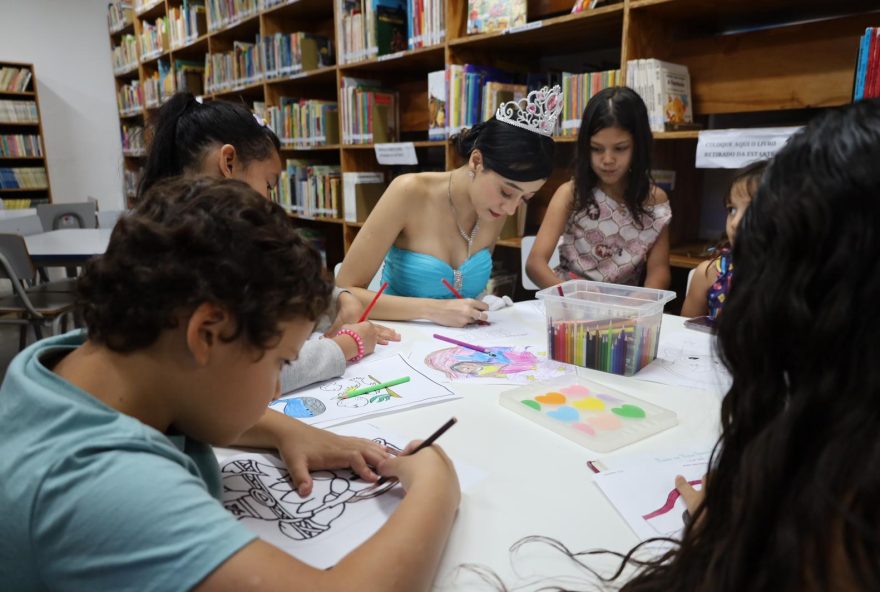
[{"left": 78, "top": 176, "right": 332, "bottom": 353}]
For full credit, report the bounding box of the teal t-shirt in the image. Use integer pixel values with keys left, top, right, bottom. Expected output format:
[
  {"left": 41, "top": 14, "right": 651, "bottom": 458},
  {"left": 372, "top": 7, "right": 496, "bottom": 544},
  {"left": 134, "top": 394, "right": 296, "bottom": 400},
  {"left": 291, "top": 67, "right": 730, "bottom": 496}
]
[{"left": 0, "top": 331, "right": 257, "bottom": 591}]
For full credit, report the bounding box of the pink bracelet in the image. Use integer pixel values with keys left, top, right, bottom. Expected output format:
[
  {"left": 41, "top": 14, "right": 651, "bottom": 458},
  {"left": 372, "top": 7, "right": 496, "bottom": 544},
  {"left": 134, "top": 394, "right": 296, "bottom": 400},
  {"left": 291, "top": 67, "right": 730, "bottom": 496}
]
[{"left": 336, "top": 329, "right": 365, "bottom": 362}]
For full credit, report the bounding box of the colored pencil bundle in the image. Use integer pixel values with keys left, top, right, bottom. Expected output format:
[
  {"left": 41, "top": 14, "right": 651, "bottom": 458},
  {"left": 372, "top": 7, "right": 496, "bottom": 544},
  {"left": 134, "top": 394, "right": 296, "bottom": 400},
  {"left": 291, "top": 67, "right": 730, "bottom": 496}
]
[{"left": 547, "top": 318, "right": 660, "bottom": 376}]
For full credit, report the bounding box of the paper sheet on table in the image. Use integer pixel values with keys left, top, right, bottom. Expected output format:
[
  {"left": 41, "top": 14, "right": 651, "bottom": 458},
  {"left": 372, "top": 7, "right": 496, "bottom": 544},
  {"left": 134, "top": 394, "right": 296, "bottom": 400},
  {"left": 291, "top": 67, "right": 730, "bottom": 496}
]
[
  {"left": 435, "top": 306, "right": 539, "bottom": 342},
  {"left": 592, "top": 450, "right": 710, "bottom": 553},
  {"left": 632, "top": 325, "right": 731, "bottom": 395},
  {"left": 270, "top": 354, "right": 458, "bottom": 428},
  {"left": 220, "top": 423, "right": 485, "bottom": 569},
  {"left": 408, "top": 341, "right": 575, "bottom": 385}
]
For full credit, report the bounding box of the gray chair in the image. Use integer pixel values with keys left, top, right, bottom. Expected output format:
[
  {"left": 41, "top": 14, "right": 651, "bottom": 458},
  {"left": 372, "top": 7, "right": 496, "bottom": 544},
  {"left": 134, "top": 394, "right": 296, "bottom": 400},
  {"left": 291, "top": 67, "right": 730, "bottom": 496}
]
[
  {"left": 96, "top": 209, "right": 125, "bottom": 229},
  {"left": 36, "top": 202, "right": 98, "bottom": 231},
  {"left": 0, "top": 233, "right": 77, "bottom": 349}
]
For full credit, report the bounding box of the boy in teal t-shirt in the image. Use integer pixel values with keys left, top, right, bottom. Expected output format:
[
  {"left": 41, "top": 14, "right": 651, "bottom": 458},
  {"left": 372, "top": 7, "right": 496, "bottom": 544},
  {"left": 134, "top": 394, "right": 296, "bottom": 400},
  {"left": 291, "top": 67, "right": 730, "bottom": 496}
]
[{"left": 0, "top": 177, "right": 460, "bottom": 591}]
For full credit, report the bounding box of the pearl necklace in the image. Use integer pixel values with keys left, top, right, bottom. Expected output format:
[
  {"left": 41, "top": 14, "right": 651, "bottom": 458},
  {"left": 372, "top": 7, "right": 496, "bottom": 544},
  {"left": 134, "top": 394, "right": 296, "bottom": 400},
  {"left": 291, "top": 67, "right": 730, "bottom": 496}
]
[{"left": 447, "top": 171, "right": 479, "bottom": 259}]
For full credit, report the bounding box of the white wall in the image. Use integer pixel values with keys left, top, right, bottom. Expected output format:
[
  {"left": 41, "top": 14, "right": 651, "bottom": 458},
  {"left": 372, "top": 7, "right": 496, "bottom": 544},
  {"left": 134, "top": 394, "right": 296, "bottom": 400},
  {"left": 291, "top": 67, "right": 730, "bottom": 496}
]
[{"left": 0, "top": 0, "right": 124, "bottom": 210}]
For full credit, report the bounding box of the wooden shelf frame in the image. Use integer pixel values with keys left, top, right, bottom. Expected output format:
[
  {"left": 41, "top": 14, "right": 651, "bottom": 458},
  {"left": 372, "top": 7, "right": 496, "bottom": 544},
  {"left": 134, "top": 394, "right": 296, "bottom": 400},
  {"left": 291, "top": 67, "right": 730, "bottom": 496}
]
[{"left": 105, "top": 0, "right": 875, "bottom": 270}]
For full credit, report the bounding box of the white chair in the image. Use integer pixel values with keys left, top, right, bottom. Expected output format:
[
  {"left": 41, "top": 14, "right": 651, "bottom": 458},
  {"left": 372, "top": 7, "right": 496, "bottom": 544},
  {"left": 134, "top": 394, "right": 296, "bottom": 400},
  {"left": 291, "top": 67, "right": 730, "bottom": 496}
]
[
  {"left": 686, "top": 267, "right": 697, "bottom": 297},
  {"left": 333, "top": 261, "right": 384, "bottom": 293},
  {"left": 520, "top": 235, "right": 561, "bottom": 291}
]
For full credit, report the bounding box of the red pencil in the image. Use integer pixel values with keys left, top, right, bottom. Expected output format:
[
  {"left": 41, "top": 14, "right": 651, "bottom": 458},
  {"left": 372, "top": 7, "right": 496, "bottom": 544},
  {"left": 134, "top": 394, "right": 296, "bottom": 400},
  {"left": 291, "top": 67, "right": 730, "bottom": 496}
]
[
  {"left": 358, "top": 281, "right": 388, "bottom": 323},
  {"left": 440, "top": 278, "right": 489, "bottom": 325}
]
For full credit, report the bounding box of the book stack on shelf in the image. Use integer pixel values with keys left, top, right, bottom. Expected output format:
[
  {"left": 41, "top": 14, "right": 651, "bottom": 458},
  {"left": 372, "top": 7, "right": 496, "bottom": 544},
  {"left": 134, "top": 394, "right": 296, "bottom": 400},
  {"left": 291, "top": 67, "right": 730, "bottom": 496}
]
[
  {"left": 407, "top": 0, "right": 444, "bottom": 49},
  {"left": 108, "top": 1, "right": 133, "bottom": 32},
  {"left": 341, "top": 77, "right": 399, "bottom": 144},
  {"left": 121, "top": 124, "right": 145, "bottom": 157},
  {"left": 266, "top": 98, "right": 339, "bottom": 148},
  {"left": 337, "top": 0, "right": 418, "bottom": 64},
  {"left": 262, "top": 32, "right": 334, "bottom": 78},
  {"left": 144, "top": 59, "right": 175, "bottom": 107},
  {"left": 559, "top": 69, "right": 621, "bottom": 136},
  {"left": 112, "top": 34, "right": 140, "bottom": 74},
  {"left": 206, "top": 0, "right": 258, "bottom": 33},
  {"left": 205, "top": 41, "right": 263, "bottom": 93},
  {"left": 275, "top": 160, "right": 342, "bottom": 219},
  {"left": 854, "top": 27, "right": 880, "bottom": 100},
  {"left": 117, "top": 81, "right": 144, "bottom": 116},
  {"left": 0, "top": 65, "right": 50, "bottom": 207},
  {"left": 0, "top": 167, "right": 48, "bottom": 190},
  {"left": 124, "top": 167, "right": 143, "bottom": 198},
  {"left": 443, "top": 64, "right": 523, "bottom": 136},
  {"left": 626, "top": 59, "right": 693, "bottom": 133},
  {"left": 169, "top": 1, "right": 207, "bottom": 49},
  {"left": 0, "top": 134, "right": 42, "bottom": 158},
  {"left": 140, "top": 17, "right": 171, "bottom": 62}
]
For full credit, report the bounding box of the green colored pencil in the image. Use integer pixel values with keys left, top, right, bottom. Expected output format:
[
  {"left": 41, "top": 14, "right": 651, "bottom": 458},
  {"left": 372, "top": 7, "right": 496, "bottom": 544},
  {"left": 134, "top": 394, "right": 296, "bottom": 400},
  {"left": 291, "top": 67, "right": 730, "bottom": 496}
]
[{"left": 340, "top": 376, "right": 411, "bottom": 399}]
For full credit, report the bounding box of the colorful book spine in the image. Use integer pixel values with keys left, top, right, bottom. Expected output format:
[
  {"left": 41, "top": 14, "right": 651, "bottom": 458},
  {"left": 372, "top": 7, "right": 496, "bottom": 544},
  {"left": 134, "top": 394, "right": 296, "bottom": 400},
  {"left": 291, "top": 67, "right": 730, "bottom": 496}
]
[
  {"left": 273, "top": 159, "right": 342, "bottom": 218},
  {"left": 0, "top": 135, "right": 43, "bottom": 158},
  {"left": 206, "top": 0, "right": 259, "bottom": 33},
  {"left": 117, "top": 82, "right": 144, "bottom": 115},
  {"left": 341, "top": 77, "right": 399, "bottom": 144},
  {"left": 0, "top": 67, "right": 33, "bottom": 93},
  {"left": 169, "top": 1, "right": 207, "bottom": 48},
  {"left": 0, "top": 100, "right": 39, "bottom": 123},
  {"left": 266, "top": 98, "right": 339, "bottom": 147},
  {"left": 204, "top": 37, "right": 264, "bottom": 93},
  {"left": 0, "top": 167, "right": 49, "bottom": 190},
  {"left": 108, "top": 1, "right": 133, "bottom": 32},
  {"left": 121, "top": 124, "right": 145, "bottom": 155},
  {"left": 112, "top": 34, "right": 140, "bottom": 73},
  {"left": 560, "top": 69, "right": 621, "bottom": 136},
  {"left": 139, "top": 17, "right": 170, "bottom": 61}
]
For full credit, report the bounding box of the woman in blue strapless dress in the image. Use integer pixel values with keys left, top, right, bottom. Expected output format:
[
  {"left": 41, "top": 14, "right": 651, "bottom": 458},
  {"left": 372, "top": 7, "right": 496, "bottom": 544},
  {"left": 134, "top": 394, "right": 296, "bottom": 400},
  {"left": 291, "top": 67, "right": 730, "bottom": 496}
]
[{"left": 337, "top": 87, "right": 562, "bottom": 327}]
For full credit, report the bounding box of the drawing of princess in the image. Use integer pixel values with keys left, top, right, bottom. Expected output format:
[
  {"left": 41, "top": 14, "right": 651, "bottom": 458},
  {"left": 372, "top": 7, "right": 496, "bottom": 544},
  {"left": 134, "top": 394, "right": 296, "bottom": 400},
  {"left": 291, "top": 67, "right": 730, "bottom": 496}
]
[{"left": 424, "top": 346, "right": 571, "bottom": 384}]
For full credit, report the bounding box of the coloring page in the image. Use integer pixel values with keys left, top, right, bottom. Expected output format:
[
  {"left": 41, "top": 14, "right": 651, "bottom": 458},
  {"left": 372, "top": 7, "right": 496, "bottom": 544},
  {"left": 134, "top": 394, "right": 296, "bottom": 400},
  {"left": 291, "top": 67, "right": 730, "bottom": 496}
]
[
  {"left": 410, "top": 342, "right": 575, "bottom": 385},
  {"left": 271, "top": 354, "right": 458, "bottom": 428},
  {"left": 632, "top": 325, "right": 732, "bottom": 395},
  {"left": 220, "top": 423, "right": 486, "bottom": 568},
  {"left": 592, "top": 451, "right": 710, "bottom": 554},
  {"left": 220, "top": 423, "right": 403, "bottom": 569}
]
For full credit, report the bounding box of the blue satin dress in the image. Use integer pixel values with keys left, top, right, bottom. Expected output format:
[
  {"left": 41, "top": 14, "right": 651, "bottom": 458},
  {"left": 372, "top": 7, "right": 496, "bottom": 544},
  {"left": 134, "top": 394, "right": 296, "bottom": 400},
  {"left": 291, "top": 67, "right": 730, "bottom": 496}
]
[{"left": 381, "top": 245, "right": 492, "bottom": 299}]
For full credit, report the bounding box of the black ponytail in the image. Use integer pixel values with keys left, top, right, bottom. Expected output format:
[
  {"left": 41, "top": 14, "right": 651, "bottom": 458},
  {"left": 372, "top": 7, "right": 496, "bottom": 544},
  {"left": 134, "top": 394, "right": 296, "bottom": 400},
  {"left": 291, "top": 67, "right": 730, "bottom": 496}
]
[
  {"left": 138, "top": 92, "right": 281, "bottom": 198},
  {"left": 452, "top": 117, "right": 555, "bottom": 182}
]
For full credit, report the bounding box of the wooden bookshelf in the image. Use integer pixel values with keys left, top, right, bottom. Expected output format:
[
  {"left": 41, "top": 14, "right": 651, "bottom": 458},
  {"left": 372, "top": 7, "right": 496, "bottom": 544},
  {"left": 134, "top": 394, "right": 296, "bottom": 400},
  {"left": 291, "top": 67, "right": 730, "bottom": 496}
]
[
  {"left": 0, "top": 60, "right": 52, "bottom": 207},
  {"left": 105, "top": 0, "right": 876, "bottom": 279}
]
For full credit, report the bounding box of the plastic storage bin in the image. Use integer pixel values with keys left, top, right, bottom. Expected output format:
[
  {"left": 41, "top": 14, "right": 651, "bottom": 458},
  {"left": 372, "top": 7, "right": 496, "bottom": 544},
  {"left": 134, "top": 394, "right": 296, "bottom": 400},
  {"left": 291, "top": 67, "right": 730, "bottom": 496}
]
[{"left": 536, "top": 280, "right": 676, "bottom": 376}]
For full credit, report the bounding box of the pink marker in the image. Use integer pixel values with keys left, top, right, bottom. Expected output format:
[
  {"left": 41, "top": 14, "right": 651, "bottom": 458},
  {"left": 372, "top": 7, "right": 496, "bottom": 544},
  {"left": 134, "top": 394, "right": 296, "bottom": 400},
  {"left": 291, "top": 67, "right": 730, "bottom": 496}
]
[{"left": 433, "top": 333, "right": 496, "bottom": 357}]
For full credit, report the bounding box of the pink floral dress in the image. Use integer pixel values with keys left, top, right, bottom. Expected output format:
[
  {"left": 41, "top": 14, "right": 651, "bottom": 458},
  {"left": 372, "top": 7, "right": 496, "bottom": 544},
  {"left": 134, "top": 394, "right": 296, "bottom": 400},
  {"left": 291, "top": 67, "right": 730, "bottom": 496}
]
[{"left": 556, "top": 187, "right": 672, "bottom": 286}]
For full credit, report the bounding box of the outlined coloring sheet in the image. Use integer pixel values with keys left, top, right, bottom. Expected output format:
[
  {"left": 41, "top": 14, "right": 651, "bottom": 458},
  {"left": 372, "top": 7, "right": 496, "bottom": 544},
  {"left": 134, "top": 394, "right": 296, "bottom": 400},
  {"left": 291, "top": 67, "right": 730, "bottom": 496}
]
[
  {"left": 592, "top": 451, "right": 710, "bottom": 553},
  {"left": 220, "top": 423, "right": 403, "bottom": 569},
  {"left": 633, "top": 325, "right": 732, "bottom": 395},
  {"left": 220, "top": 423, "right": 486, "bottom": 568},
  {"left": 270, "top": 354, "right": 458, "bottom": 428}
]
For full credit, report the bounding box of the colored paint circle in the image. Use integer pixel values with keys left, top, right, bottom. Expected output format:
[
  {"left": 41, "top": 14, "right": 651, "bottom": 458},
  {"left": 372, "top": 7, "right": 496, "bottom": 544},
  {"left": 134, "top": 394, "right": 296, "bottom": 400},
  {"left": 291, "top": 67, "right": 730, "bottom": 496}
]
[
  {"left": 547, "top": 405, "right": 579, "bottom": 422},
  {"left": 611, "top": 404, "right": 646, "bottom": 419},
  {"left": 521, "top": 399, "right": 541, "bottom": 411},
  {"left": 572, "top": 396, "right": 605, "bottom": 411},
  {"left": 586, "top": 413, "right": 622, "bottom": 431}
]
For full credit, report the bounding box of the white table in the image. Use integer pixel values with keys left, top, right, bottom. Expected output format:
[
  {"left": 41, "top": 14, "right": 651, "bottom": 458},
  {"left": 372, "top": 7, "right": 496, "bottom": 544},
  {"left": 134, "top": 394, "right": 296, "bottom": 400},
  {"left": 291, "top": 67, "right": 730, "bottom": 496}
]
[
  {"left": 227, "top": 303, "right": 723, "bottom": 589},
  {"left": 24, "top": 228, "right": 112, "bottom": 266}
]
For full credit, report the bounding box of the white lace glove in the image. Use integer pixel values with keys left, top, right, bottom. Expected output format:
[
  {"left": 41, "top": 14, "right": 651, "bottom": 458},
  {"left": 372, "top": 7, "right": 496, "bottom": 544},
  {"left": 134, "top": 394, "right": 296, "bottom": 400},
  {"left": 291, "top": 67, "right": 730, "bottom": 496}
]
[{"left": 481, "top": 294, "right": 514, "bottom": 311}]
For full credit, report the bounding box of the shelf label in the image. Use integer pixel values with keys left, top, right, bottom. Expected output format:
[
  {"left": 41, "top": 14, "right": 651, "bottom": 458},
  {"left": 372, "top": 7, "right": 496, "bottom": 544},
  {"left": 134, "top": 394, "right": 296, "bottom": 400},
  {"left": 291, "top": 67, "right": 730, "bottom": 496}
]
[
  {"left": 375, "top": 142, "right": 419, "bottom": 165},
  {"left": 695, "top": 127, "right": 801, "bottom": 169},
  {"left": 504, "top": 21, "right": 543, "bottom": 35}
]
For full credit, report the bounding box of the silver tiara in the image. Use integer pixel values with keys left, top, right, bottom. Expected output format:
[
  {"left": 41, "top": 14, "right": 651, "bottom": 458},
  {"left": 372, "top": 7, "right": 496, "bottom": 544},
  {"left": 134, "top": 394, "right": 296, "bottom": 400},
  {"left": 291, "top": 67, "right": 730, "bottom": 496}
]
[{"left": 495, "top": 85, "right": 563, "bottom": 137}]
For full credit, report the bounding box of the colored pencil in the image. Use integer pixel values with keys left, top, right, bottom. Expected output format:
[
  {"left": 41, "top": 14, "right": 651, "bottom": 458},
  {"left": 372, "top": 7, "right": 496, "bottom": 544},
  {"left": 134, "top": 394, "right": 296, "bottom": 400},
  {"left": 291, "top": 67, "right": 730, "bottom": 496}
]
[
  {"left": 433, "top": 333, "right": 496, "bottom": 356},
  {"left": 440, "top": 278, "right": 489, "bottom": 325},
  {"left": 340, "top": 376, "right": 411, "bottom": 399},
  {"left": 375, "top": 417, "right": 458, "bottom": 485},
  {"left": 358, "top": 281, "right": 388, "bottom": 322}
]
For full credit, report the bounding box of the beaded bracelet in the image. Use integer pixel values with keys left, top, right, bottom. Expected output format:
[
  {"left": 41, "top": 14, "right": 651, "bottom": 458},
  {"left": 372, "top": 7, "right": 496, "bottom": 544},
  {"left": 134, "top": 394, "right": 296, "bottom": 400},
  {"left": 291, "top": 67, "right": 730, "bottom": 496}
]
[{"left": 336, "top": 328, "right": 365, "bottom": 362}]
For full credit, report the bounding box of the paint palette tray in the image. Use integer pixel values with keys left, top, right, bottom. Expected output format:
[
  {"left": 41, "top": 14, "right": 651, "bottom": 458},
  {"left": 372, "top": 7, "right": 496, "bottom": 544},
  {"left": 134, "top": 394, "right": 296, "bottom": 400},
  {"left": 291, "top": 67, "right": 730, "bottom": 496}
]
[{"left": 499, "top": 377, "right": 678, "bottom": 452}]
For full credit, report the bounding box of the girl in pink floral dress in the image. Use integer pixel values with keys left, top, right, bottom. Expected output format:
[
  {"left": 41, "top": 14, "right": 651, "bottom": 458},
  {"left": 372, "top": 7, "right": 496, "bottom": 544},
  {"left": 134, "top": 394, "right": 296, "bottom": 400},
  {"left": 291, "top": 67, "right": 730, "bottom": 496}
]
[{"left": 526, "top": 87, "right": 672, "bottom": 288}]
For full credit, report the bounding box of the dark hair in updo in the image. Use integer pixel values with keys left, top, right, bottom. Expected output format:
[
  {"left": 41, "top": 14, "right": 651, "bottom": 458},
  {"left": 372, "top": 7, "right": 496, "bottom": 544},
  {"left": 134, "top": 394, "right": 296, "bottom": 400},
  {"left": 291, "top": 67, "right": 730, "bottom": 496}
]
[{"left": 452, "top": 117, "right": 555, "bottom": 182}]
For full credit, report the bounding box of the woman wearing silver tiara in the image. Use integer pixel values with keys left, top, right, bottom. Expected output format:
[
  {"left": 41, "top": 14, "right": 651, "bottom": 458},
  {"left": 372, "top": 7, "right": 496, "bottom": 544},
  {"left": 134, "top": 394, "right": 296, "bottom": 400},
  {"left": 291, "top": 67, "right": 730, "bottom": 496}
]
[{"left": 337, "top": 86, "right": 562, "bottom": 327}]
